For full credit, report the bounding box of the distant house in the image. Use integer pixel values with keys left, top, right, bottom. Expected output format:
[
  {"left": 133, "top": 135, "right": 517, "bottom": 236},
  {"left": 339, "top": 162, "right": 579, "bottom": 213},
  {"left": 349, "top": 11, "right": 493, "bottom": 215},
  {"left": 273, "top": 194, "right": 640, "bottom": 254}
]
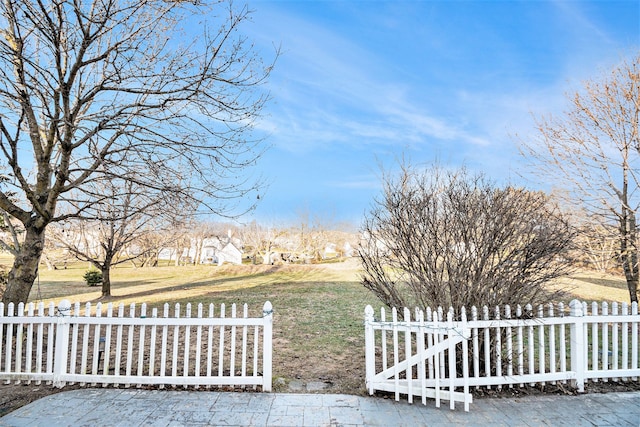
[
  {"left": 343, "top": 242, "right": 355, "bottom": 257},
  {"left": 322, "top": 242, "right": 355, "bottom": 259},
  {"left": 201, "top": 239, "right": 243, "bottom": 266},
  {"left": 323, "top": 243, "right": 338, "bottom": 259},
  {"left": 158, "top": 230, "right": 243, "bottom": 266}
]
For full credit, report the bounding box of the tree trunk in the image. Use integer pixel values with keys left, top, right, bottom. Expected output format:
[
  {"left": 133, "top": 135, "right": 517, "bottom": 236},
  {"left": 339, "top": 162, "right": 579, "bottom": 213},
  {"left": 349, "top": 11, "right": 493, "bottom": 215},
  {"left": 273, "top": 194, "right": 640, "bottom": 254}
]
[
  {"left": 101, "top": 262, "right": 112, "bottom": 298},
  {"left": 42, "top": 255, "right": 56, "bottom": 271},
  {"left": 2, "top": 227, "right": 46, "bottom": 312},
  {"left": 194, "top": 238, "right": 202, "bottom": 265},
  {"left": 620, "top": 212, "right": 639, "bottom": 303},
  {"left": 174, "top": 247, "right": 181, "bottom": 266},
  {"left": 621, "top": 250, "right": 638, "bottom": 303}
]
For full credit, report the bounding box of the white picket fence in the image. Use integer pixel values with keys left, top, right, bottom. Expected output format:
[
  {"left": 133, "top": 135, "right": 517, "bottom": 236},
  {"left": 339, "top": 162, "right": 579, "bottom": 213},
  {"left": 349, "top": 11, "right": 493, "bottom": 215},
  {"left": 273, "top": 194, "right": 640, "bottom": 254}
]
[
  {"left": 365, "top": 299, "right": 640, "bottom": 411},
  {"left": 0, "top": 300, "right": 273, "bottom": 391}
]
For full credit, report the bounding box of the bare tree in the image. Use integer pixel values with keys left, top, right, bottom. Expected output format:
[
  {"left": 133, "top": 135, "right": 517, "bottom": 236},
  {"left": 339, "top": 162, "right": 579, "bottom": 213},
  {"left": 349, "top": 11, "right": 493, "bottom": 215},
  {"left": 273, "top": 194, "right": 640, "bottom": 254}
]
[
  {"left": 41, "top": 235, "right": 74, "bottom": 270},
  {"left": 574, "top": 218, "right": 618, "bottom": 273},
  {"left": 0, "top": 0, "right": 275, "bottom": 306},
  {"left": 51, "top": 178, "right": 188, "bottom": 297},
  {"left": 291, "top": 210, "right": 332, "bottom": 262},
  {"left": 127, "top": 230, "right": 174, "bottom": 268},
  {"left": 240, "top": 221, "right": 284, "bottom": 264},
  {"left": 521, "top": 54, "right": 640, "bottom": 303},
  {"left": 359, "top": 163, "right": 575, "bottom": 315}
]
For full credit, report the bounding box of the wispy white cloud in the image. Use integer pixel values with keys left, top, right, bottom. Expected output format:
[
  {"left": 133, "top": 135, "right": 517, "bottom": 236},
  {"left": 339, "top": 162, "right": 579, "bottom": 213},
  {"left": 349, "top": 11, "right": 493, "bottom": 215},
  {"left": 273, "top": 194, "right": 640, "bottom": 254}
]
[
  {"left": 246, "top": 1, "right": 638, "bottom": 222},
  {"left": 252, "top": 4, "right": 491, "bottom": 153}
]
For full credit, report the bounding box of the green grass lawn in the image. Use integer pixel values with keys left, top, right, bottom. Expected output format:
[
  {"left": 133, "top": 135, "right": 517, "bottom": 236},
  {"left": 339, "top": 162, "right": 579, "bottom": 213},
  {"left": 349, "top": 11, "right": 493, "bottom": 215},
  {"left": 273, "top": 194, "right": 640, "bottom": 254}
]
[
  {"left": 24, "top": 258, "right": 380, "bottom": 394},
  {"left": 1, "top": 254, "right": 635, "bottom": 395}
]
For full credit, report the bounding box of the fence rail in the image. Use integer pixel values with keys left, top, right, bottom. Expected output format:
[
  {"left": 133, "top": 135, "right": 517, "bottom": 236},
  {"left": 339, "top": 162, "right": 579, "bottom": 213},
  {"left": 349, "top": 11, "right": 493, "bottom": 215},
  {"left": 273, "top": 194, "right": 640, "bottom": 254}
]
[
  {"left": 365, "top": 300, "right": 640, "bottom": 410},
  {"left": 0, "top": 300, "right": 273, "bottom": 391}
]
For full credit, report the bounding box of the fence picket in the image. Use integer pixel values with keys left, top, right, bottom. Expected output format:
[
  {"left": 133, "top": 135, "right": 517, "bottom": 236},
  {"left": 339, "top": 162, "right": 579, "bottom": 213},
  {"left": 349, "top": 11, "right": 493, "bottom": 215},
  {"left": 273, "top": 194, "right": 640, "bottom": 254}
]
[
  {"left": 195, "top": 304, "right": 203, "bottom": 386},
  {"left": 417, "top": 309, "right": 427, "bottom": 406},
  {"left": 622, "top": 303, "right": 629, "bottom": 376},
  {"left": 494, "top": 306, "right": 502, "bottom": 388},
  {"left": 69, "top": 302, "right": 80, "bottom": 385},
  {"left": 392, "top": 307, "right": 400, "bottom": 402},
  {"left": 426, "top": 308, "right": 434, "bottom": 384},
  {"left": 612, "top": 302, "right": 619, "bottom": 380},
  {"left": 602, "top": 302, "right": 609, "bottom": 381},
  {"left": 183, "top": 303, "right": 191, "bottom": 388},
  {"left": 4, "top": 303, "right": 14, "bottom": 384},
  {"left": 150, "top": 307, "right": 158, "bottom": 381},
  {"left": 80, "top": 303, "right": 90, "bottom": 384},
  {"left": 25, "top": 303, "right": 34, "bottom": 383},
  {"left": 230, "top": 304, "right": 237, "bottom": 379},
  {"left": 591, "top": 302, "right": 599, "bottom": 379},
  {"left": 159, "top": 304, "right": 169, "bottom": 387},
  {"left": 516, "top": 305, "right": 524, "bottom": 387},
  {"left": 242, "top": 304, "right": 248, "bottom": 378},
  {"left": 171, "top": 303, "right": 179, "bottom": 380},
  {"left": 46, "top": 303, "right": 55, "bottom": 382},
  {"left": 253, "top": 322, "right": 259, "bottom": 390},
  {"left": 526, "top": 304, "right": 534, "bottom": 385},
  {"left": 219, "top": 304, "right": 225, "bottom": 377},
  {"left": 103, "top": 303, "right": 113, "bottom": 386},
  {"left": 461, "top": 308, "right": 470, "bottom": 412},
  {"left": 558, "top": 302, "right": 567, "bottom": 383},
  {"left": 438, "top": 307, "right": 445, "bottom": 382},
  {"left": 138, "top": 304, "right": 147, "bottom": 386},
  {"left": 432, "top": 313, "right": 441, "bottom": 408},
  {"left": 381, "top": 307, "right": 388, "bottom": 374},
  {"left": 207, "top": 304, "right": 214, "bottom": 382},
  {"left": 91, "top": 303, "right": 102, "bottom": 385},
  {"left": 114, "top": 304, "right": 125, "bottom": 383},
  {"left": 505, "top": 305, "right": 513, "bottom": 384},
  {"left": 0, "top": 304, "right": 3, "bottom": 376},
  {"left": 262, "top": 301, "right": 273, "bottom": 392},
  {"left": 404, "top": 307, "right": 413, "bottom": 404},
  {"left": 447, "top": 310, "right": 456, "bottom": 410},
  {"left": 471, "top": 306, "right": 479, "bottom": 389},
  {"left": 482, "top": 306, "right": 490, "bottom": 387},
  {"left": 126, "top": 304, "right": 136, "bottom": 386},
  {"left": 632, "top": 302, "right": 638, "bottom": 380},
  {"left": 548, "top": 304, "right": 556, "bottom": 384},
  {"left": 537, "top": 305, "right": 545, "bottom": 385}
]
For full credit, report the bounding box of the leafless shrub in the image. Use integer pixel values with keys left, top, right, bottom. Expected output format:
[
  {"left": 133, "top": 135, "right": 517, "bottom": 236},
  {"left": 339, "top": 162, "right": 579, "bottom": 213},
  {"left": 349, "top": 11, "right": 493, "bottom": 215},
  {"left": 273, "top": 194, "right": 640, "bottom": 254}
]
[{"left": 359, "top": 163, "right": 575, "bottom": 316}]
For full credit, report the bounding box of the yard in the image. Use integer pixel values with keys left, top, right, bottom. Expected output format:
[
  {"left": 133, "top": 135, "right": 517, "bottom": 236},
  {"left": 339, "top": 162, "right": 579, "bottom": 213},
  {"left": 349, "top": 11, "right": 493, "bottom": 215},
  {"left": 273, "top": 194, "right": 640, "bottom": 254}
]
[{"left": 0, "top": 256, "right": 638, "bottom": 415}]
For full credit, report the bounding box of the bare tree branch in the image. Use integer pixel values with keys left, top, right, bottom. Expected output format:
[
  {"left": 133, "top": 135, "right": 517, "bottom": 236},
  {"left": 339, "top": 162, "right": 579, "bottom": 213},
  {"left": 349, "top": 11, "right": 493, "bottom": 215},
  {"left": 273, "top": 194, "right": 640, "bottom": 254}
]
[
  {"left": 0, "top": 0, "right": 276, "bottom": 306},
  {"left": 520, "top": 53, "right": 640, "bottom": 303}
]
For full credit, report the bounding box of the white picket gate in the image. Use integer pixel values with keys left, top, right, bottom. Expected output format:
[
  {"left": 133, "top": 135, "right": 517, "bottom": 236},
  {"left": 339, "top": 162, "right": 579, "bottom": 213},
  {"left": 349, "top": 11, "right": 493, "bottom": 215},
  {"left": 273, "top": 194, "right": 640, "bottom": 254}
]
[
  {"left": 365, "top": 299, "right": 640, "bottom": 411},
  {"left": 0, "top": 300, "right": 273, "bottom": 391},
  {"left": 364, "top": 305, "right": 473, "bottom": 412}
]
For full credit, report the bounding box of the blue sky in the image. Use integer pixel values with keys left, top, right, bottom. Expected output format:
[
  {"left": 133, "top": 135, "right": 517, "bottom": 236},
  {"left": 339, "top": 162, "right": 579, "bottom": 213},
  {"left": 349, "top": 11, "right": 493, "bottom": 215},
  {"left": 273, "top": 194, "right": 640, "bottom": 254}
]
[{"left": 241, "top": 0, "right": 639, "bottom": 226}]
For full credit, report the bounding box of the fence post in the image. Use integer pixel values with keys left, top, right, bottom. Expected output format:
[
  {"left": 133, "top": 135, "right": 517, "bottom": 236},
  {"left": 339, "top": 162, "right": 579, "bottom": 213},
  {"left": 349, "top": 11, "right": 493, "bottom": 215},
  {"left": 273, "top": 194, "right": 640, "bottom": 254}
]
[
  {"left": 569, "top": 299, "right": 585, "bottom": 392},
  {"left": 53, "top": 299, "right": 71, "bottom": 388},
  {"left": 364, "top": 305, "right": 376, "bottom": 395},
  {"left": 262, "top": 301, "right": 273, "bottom": 392}
]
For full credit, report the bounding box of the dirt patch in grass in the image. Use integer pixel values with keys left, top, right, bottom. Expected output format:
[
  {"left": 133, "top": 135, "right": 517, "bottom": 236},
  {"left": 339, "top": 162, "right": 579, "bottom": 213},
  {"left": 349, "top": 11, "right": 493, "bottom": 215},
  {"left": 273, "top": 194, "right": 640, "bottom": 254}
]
[{"left": 0, "top": 383, "right": 82, "bottom": 417}]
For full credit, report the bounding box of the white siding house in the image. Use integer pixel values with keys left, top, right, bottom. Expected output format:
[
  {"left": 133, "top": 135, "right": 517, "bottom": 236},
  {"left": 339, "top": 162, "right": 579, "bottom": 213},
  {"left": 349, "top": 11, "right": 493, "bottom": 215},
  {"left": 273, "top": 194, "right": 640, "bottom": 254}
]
[{"left": 201, "top": 239, "right": 243, "bottom": 265}]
